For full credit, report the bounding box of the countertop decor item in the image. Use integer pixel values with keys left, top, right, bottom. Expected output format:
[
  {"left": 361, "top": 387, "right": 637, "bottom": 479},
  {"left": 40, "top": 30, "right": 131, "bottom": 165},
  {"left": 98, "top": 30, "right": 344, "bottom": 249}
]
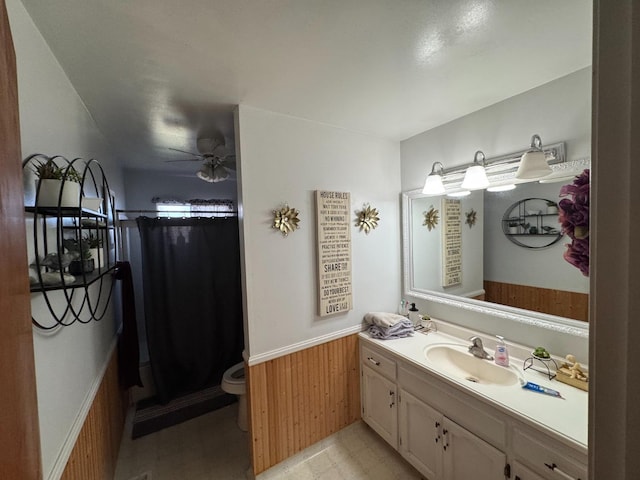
[
  {"left": 423, "top": 206, "right": 439, "bottom": 231},
  {"left": 272, "top": 203, "right": 300, "bottom": 237},
  {"left": 355, "top": 203, "right": 379, "bottom": 234},
  {"left": 555, "top": 354, "right": 589, "bottom": 391},
  {"left": 558, "top": 169, "right": 590, "bottom": 276}
]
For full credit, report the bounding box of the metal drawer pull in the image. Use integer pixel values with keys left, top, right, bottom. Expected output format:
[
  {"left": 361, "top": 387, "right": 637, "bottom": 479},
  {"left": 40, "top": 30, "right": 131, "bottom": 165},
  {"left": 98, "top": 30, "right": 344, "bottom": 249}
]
[
  {"left": 367, "top": 356, "right": 381, "bottom": 366},
  {"left": 544, "top": 463, "right": 581, "bottom": 480},
  {"left": 389, "top": 391, "right": 395, "bottom": 408}
]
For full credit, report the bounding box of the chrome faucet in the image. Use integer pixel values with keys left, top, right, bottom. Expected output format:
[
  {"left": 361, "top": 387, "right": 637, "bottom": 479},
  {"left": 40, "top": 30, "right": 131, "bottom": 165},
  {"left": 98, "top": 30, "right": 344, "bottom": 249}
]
[{"left": 468, "top": 336, "right": 494, "bottom": 360}]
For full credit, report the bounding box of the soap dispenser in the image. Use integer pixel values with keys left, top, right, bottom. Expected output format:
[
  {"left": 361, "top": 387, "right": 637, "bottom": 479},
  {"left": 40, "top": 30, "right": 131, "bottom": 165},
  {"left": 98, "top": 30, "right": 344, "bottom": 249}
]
[
  {"left": 408, "top": 303, "right": 420, "bottom": 327},
  {"left": 494, "top": 335, "right": 509, "bottom": 367}
]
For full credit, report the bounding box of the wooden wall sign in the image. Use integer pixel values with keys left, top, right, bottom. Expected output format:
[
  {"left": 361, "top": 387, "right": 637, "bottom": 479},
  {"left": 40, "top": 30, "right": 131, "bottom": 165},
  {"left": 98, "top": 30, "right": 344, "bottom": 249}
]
[
  {"left": 442, "top": 198, "right": 462, "bottom": 287},
  {"left": 315, "top": 191, "right": 352, "bottom": 316}
]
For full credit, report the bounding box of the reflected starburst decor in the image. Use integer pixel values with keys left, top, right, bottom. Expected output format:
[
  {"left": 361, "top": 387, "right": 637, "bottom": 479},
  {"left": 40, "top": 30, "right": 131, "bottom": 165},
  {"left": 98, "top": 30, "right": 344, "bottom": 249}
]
[
  {"left": 272, "top": 204, "right": 300, "bottom": 237},
  {"left": 465, "top": 209, "right": 477, "bottom": 228},
  {"left": 355, "top": 203, "right": 380, "bottom": 234},
  {"left": 423, "top": 206, "right": 439, "bottom": 231}
]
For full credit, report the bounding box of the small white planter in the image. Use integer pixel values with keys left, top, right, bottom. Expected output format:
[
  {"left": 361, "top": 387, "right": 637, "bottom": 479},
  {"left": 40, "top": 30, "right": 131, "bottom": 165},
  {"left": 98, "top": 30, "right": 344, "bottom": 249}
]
[
  {"left": 36, "top": 179, "right": 80, "bottom": 207},
  {"left": 88, "top": 247, "right": 106, "bottom": 269},
  {"left": 82, "top": 197, "right": 102, "bottom": 212},
  {"left": 508, "top": 226, "right": 518, "bottom": 234},
  {"left": 546, "top": 205, "right": 559, "bottom": 214}
]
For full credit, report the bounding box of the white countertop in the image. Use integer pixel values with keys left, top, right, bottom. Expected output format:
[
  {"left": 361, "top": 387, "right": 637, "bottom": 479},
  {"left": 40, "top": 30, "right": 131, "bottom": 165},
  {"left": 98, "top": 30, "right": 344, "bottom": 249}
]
[{"left": 359, "top": 321, "right": 588, "bottom": 453}]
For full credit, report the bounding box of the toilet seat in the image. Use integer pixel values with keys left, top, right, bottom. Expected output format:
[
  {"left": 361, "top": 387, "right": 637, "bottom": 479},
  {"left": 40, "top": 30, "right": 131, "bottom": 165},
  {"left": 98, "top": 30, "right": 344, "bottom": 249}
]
[{"left": 221, "top": 362, "right": 246, "bottom": 395}]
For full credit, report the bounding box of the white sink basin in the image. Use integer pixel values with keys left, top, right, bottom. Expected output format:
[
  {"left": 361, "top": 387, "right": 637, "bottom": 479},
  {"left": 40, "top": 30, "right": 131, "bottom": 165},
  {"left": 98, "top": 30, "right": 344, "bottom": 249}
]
[{"left": 425, "top": 344, "right": 519, "bottom": 386}]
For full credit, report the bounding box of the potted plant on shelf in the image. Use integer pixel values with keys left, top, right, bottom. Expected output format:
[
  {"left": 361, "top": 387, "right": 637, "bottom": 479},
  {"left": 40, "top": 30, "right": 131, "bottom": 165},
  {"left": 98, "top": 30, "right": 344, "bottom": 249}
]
[
  {"left": 63, "top": 237, "right": 95, "bottom": 275},
  {"left": 508, "top": 221, "right": 519, "bottom": 234},
  {"left": 33, "top": 159, "right": 82, "bottom": 207},
  {"left": 85, "top": 232, "right": 105, "bottom": 268},
  {"left": 546, "top": 200, "right": 559, "bottom": 214}
]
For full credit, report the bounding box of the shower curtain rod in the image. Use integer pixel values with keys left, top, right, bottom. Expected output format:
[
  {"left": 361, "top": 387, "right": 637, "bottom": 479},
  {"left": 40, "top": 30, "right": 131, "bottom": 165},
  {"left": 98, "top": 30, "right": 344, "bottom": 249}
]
[{"left": 117, "top": 209, "right": 238, "bottom": 215}]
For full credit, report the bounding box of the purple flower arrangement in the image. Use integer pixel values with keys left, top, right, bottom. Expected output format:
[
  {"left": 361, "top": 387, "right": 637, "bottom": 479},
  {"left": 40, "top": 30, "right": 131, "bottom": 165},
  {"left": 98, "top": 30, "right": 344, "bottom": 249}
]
[{"left": 558, "top": 169, "right": 590, "bottom": 276}]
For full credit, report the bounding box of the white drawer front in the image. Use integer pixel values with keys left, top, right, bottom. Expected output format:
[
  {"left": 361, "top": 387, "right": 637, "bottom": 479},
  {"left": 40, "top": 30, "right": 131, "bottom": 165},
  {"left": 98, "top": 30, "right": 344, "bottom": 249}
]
[
  {"left": 512, "top": 427, "right": 587, "bottom": 480},
  {"left": 361, "top": 344, "right": 397, "bottom": 380}
]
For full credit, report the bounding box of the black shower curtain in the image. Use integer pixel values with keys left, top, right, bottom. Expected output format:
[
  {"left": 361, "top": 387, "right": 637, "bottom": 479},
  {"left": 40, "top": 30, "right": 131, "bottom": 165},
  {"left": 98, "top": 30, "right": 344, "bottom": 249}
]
[{"left": 137, "top": 216, "right": 244, "bottom": 404}]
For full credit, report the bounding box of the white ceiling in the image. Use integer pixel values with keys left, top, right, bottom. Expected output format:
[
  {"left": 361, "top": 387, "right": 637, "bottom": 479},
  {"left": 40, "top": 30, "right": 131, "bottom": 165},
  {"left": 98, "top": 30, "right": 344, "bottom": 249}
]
[{"left": 20, "top": 0, "right": 592, "bottom": 171}]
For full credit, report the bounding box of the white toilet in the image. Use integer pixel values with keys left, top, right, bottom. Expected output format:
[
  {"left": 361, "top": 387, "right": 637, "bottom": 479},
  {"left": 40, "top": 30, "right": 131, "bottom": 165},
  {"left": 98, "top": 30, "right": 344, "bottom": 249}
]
[{"left": 221, "top": 362, "right": 247, "bottom": 431}]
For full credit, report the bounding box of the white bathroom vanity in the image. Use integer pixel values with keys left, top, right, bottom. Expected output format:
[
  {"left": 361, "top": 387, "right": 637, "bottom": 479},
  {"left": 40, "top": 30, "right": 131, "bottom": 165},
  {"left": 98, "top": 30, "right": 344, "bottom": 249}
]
[{"left": 359, "top": 320, "right": 587, "bottom": 480}]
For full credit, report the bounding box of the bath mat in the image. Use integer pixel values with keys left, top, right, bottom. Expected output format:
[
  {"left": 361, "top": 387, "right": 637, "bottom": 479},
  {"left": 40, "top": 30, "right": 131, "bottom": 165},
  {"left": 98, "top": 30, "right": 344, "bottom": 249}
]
[{"left": 131, "top": 384, "right": 236, "bottom": 438}]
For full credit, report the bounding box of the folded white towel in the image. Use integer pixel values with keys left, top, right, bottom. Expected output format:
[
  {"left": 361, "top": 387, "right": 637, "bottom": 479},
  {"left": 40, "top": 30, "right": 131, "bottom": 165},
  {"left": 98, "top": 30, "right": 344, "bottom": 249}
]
[
  {"left": 367, "top": 319, "right": 414, "bottom": 339},
  {"left": 363, "top": 312, "right": 408, "bottom": 328}
]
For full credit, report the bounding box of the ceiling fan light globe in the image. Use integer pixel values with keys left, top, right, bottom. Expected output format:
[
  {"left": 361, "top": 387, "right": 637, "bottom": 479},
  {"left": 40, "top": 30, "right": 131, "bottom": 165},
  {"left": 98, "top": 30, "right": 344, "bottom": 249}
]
[{"left": 211, "top": 164, "right": 230, "bottom": 182}]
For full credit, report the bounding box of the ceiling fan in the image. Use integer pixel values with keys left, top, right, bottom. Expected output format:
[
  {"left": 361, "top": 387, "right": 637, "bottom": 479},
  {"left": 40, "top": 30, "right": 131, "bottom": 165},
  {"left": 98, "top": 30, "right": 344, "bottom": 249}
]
[{"left": 167, "top": 136, "right": 236, "bottom": 183}]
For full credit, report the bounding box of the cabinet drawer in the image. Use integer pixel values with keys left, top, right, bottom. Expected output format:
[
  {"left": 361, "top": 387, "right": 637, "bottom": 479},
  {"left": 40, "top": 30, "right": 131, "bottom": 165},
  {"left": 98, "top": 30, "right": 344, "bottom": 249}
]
[
  {"left": 512, "top": 427, "right": 587, "bottom": 480},
  {"left": 361, "top": 344, "right": 396, "bottom": 380}
]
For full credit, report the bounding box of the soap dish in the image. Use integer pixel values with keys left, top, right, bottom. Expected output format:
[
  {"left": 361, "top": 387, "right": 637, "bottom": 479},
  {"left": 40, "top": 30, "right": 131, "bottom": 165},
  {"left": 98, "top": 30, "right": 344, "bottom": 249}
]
[{"left": 523, "top": 355, "right": 559, "bottom": 380}]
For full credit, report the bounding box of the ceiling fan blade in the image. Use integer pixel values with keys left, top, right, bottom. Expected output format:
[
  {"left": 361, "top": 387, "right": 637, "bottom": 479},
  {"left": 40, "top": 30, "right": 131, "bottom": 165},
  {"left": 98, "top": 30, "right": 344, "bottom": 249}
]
[
  {"left": 168, "top": 147, "right": 201, "bottom": 157},
  {"left": 221, "top": 157, "right": 236, "bottom": 170}
]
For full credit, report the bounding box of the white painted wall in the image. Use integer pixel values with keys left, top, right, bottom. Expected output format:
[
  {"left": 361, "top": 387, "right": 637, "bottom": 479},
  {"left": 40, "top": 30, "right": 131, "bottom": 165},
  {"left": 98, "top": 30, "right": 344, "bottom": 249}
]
[
  {"left": 236, "top": 105, "right": 401, "bottom": 360},
  {"left": 400, "top": 69, "right": 591, "bottom": 359},
  {"left": 402, "top": 68, "right": 591, "bottom": 190},
  {"left": 7, "top": 1, "right": 125, "bottom": 478}
]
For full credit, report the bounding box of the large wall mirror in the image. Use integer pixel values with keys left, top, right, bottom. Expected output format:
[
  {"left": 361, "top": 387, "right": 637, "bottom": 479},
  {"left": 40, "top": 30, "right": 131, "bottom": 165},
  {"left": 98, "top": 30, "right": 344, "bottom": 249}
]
[{"left": 402, "top": 158, "right": 590, "bottom": 337}]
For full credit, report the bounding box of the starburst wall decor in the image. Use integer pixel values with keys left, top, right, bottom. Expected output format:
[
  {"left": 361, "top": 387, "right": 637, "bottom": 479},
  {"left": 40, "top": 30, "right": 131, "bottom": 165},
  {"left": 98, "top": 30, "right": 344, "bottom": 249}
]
[
  {"left": 355, "top": 203, "right": 380, "bottom": 234},
  {"left": 272, "top": 204, "right": 300, "bottom": 237},
  {"left": 423, "top": 206, "right": 439, "bottom": 231},
  {"left": 465, "top": 209, "right": 477, "bottom": 228}
]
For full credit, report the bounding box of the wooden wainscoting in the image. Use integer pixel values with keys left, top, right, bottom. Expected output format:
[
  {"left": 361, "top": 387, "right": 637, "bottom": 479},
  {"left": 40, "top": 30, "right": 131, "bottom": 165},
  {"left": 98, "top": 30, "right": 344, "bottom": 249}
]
[
  {"left": 61, "top": 349, "right": 127, "bottom": 480},
  {"left": 247, "top": 333, "right": 361, "bottom": 475},
  {"left": 484, "top": 280, "right": 588, "bottom": 322}
]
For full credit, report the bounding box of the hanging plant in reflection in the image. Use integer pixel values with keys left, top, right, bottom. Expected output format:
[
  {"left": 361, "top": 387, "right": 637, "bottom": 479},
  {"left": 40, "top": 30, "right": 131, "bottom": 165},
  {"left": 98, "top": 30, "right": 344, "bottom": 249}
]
[
  {"left": 558, "top": 169, "right": 589, "bottom": 276},
  {"left": 423, "top": 206, "right": 439, "bottom": 231}
]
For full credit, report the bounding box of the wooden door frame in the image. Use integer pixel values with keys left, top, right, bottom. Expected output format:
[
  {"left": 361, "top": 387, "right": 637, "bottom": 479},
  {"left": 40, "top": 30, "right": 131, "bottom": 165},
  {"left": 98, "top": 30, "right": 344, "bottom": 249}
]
[
  {"left": 0, "top": 0, "right": 42, "bottom": 478},
  {"left": 590, "top": 0, "right": 640, "bottom": 478}
]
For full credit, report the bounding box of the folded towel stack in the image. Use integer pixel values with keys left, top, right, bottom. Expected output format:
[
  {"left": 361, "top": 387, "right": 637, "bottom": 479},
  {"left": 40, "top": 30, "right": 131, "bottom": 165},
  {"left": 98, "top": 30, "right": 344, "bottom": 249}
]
[{"left": 364, "top": 312, "right": 414, "bottom": 340}]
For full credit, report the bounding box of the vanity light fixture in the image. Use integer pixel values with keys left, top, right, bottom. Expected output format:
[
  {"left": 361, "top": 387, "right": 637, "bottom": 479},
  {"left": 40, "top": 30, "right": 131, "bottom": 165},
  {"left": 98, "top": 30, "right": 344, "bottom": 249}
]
[
  {"left": 461, "top": 151, "right": 489, "bottom": 190},
  {"left": 487, "top": 184, "right": 516, "bottom": 192},
  {"left": 516, "top": 134, "right": 553, "bottom": 179},
  {"left": 422, "top": 162, "right": 446, "bottom": 195}
]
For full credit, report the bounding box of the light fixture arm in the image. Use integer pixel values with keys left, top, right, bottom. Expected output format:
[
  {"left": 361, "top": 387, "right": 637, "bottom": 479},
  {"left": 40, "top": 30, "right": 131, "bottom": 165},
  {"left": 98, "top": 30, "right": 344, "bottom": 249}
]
[
  {"left": 430, "top": 161, "right": 445, "bottom": 176},
  {"left": 530, "top": 134, "right": 543, "bottom": 150}
]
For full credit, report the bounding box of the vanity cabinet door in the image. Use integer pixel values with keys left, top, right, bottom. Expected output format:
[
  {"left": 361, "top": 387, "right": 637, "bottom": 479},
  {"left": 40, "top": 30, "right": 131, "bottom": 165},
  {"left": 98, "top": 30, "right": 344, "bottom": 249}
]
[
  {"left": 442, "top": 417, "right": 506, "bottom": 480},
  {"left": 362, "top": 365, "right": 398, "bottom": 448},
  {"left": 398, "top": 389, "right": 443, "bottom": 480}
]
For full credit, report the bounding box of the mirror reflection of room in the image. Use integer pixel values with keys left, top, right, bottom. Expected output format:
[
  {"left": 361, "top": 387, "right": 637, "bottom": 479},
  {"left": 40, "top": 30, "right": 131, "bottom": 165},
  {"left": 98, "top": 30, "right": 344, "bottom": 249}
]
[{"left": 402, "top": 67, "right": 591, "bottom": 324}]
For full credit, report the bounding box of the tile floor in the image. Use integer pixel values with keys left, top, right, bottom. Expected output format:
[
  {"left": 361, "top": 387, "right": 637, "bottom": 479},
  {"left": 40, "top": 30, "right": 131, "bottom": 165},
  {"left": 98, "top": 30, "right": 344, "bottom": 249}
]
[{"left": 114, "top": 404, "right": 424, "bottom": 480}]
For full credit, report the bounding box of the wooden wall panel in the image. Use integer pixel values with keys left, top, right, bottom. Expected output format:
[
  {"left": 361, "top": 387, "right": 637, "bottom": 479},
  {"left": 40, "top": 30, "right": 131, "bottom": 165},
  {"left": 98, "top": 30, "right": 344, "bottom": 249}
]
[
  {"left": 0, "top": 1, "right": 42, "bottom": 478},
  {"left": 61, "top": 349, "right": 127, "bottom": 480},
  {"left": 484, "top": 280, "right": 588, "bottom": 322},
  {"left": 247, "top": 334, "right": 360, "bottom": 475}
]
